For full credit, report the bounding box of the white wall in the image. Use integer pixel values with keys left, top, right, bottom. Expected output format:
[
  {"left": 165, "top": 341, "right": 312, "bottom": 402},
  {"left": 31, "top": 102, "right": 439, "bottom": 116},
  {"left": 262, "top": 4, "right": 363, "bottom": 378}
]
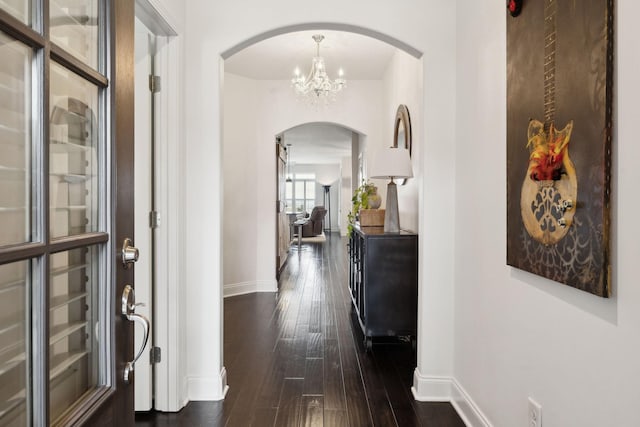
[
  {"left": 375, "top": 44, "right": 454, "bottom": 405},
  {"left": 454, "top": 1, "right": 640, "bottom": 426},
  {"left": 375, "top": 49, "right": 423, "bottom": 233},
  {"left": 222, "top": 73, "right": 262, "bottom": 291},
  {"left": 184, "top": 0, "right": 457, "bottom": 404},
  {"left": 340, "top": 156, "right": 352, "bottom": 235}
]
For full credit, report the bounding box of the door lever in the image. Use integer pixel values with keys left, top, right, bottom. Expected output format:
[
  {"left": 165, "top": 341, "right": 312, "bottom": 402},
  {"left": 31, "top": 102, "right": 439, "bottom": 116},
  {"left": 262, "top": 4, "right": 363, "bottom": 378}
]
[{"left": 121, "top": 284, "right": 150, "bottom": 384}]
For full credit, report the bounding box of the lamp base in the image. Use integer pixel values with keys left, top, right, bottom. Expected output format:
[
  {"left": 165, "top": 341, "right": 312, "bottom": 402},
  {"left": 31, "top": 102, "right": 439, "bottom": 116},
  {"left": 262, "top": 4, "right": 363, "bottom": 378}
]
[{"left": 384, "top": 181, "right": 400, "bottom": 233}]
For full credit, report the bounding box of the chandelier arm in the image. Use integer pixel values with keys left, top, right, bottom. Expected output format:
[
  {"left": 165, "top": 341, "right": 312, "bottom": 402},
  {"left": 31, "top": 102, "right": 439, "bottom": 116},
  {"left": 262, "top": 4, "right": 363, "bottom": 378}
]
[
  {"left": 304, "top": 63, "right": 315, "bottom": 90},
  {"left": 292, "top": 34, "right": 346, "bottom": 103}
]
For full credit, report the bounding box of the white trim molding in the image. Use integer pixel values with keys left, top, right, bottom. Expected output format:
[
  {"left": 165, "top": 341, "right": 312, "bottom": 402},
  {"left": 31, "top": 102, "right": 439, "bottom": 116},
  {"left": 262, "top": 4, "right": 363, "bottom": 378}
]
[
  {"left": 134, "top": 0, "right": 186, "bottom": 414},
  {"left": 187, "top": 367, "right": 229, "bottom": 401},
  {"left": 411, "top": 370, "right": 453, "bottom": 401},
  {"left": 223, "top": 280, "right": 278, "bottom": 298},
  {"left": 412, "top": 368, "right": 492, "bottom": 427},
  {"left": 450, "top": 378, "right": 493, "bottom": 427}
]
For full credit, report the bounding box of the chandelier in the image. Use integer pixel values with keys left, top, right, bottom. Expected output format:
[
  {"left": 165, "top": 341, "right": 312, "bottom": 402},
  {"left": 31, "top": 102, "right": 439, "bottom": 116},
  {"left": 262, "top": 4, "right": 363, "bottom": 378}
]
[{"left": 292, "top": 35, "right": 346, "bottom": 103}]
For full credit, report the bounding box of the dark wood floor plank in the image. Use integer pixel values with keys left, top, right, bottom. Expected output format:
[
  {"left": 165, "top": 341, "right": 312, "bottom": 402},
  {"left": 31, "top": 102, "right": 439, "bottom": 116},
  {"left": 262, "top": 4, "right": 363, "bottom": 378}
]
[
  {"left": 284, "top": 337, "right": 307, "bottom": 379},
  {"left": 372, "top": 344, "right": 422, "bottom": 427},
  {"left": 414, "top": 401, "right": 468, "bottom": 427},
  {"left": 273, "top": 378, "right": 304, "bottom": 427},
  {"left": 323, "top": 299, "right": 338, "bottom": 341},
  {"left": 373, "top": 343, "right": 424, "bottom": 426},
  {"left": 323, "top": 409, "right": 349, "bottom": 427},
  {"left": 342, "top": 367, "right": 374, "bottom": 427},
  {"left": 254, "top": 342, "right": 288, "bottom": 410},
  {"left": 309, "top": 300, "right": 322, "bottom": 333},
  {"left": 306, "top": 332, "right": 323, "bottom": 358},
  {"left": 300, "top": 395, "right": 324, "bottom": 427},
  {"left": 302, "top": 357, "right": 323, "bottom": 396},
  {"left": 323, "top": 338, "right": 346, "bottom": 411},
  {"left": 247, "top": 407, "right": 277, "bottom": 427},
  {"left": 356, "top": 352, "right": 398, "bottom": 426},
  {"left": 136, "top": 234, "right": 465, "bottom": 427}
]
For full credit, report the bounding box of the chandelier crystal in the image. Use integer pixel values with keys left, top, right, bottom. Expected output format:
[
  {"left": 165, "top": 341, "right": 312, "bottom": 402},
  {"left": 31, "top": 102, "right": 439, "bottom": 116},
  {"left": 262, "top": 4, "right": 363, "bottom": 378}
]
[{"left": 292, "top": 35, "right": 346, "bottom": 104}]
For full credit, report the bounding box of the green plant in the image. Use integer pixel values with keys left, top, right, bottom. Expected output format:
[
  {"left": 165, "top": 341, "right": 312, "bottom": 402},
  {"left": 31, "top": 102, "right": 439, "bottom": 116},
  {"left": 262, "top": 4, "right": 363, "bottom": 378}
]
[{"left": 347, "top": 181, "right": 377, "bottom": 236}]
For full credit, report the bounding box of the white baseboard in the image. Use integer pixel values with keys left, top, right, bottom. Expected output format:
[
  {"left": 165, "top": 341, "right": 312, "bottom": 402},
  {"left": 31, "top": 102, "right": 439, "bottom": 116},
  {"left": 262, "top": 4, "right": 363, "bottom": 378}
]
[
  {"left": 187, "top": 367, "right": 229, "bottom": 401},
  {"left": 223, "top": 280, "right": 277, "bottom": 298},
  {"left": 181, "top": 376, "right": 189, "bottom": 408},
  {"left": 450, "top": 378, "right": 492, "bottom": 427},
  {"left": 411, "top": 368, "right": 492, "bottom": 427}
]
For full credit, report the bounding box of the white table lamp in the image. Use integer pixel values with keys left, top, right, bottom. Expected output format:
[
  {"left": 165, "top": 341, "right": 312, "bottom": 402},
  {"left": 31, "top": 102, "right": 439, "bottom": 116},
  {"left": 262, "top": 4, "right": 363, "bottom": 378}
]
[{"left": 370, "top": 147, "right": 413, "bottom": 232}]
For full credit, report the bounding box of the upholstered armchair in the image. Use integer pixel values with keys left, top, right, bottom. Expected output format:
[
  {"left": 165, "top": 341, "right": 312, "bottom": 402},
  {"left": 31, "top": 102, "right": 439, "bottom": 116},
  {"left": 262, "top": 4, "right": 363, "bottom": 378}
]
[{"left": 301, "top": 206, "right": 327, "bottom": 237}]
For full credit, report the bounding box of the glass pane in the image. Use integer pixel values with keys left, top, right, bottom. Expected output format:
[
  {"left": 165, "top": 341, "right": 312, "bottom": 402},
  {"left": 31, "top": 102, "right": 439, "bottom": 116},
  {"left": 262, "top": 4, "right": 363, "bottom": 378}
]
[
  {"left": 50, "top": 0, "right": 99, "bottom": 69},
  {"left": 50, "top": 63, "right": 99, "bottom": 239},
  {"left": 49, "top": 246, "right": 100, "bottom": 423},
  {"left": 305, "top": 200, "right": 315, "bottom": 213},
  {"left": 294, "top": 181, "right": 304, "bottom": 212},
  {"left": 295, "top": 173, "right": 315, "bottom": 180},
  {"left": 0, "top": 32, "right": 32, "bottom": 247},
  {"left": 0, "top": 1, "right": 31, "bottom": 26},
  {"left": 305, "top": 181, "right": 315, "bottom": 199},
  {"left": 285, "top": 181, "right": 292, "bottom": 200},
  {"left": 0, "top": 260, "right": 29, "bottom": 427}
]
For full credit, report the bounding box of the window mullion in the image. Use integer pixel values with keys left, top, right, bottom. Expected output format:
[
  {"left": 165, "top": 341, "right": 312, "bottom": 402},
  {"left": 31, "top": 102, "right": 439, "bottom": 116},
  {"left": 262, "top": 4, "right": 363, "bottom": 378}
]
[
  {"left": 33, "top": 0, "right": 51, "bottom": 423},
  {"left": 31, "top": 255, "right": 49, "bottom": 425}
]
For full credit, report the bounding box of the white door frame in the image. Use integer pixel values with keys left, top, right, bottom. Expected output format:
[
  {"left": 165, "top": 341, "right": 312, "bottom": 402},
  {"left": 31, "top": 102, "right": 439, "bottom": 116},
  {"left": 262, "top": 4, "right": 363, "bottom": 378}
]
[
  {"left": 134, "top": 17, "right": 154, "bottom": 411},
  {"left": 134, "top": 0, "right": 186, "bottom": 412}
]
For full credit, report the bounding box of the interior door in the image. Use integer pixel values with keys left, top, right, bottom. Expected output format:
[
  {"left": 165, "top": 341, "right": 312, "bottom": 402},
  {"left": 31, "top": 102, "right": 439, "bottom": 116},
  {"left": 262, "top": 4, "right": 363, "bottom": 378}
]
[
  {"left": 0, "top": 1, "right": 137, "bottom": 426},
  {"left": 276, "top": 138, "right": 289, "bottom": 276}
]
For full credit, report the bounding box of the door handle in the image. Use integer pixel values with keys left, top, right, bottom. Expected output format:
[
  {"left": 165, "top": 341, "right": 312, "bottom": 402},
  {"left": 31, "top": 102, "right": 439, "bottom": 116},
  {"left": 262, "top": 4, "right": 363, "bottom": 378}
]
[
  {"left": 121, "top": 238, "right": 139, "bottom": 269},
  {"left": 121, "top": 284, "right": 150, "bottom": 384}
]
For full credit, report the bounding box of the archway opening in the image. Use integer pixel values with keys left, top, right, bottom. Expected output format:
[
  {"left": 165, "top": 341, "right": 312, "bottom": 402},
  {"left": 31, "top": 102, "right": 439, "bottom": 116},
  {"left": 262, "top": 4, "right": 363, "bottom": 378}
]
[{"left": 220, "top": 24, "right": 423, "bottom": 392}]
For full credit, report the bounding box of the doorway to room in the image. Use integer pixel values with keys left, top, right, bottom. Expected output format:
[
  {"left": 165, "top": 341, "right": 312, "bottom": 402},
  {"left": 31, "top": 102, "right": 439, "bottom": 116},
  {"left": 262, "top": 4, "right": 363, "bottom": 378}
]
[
  {"left": 218, "top": 24, "right": 424, "bottom": 409},
  {"left": 274, "top": 122, "right": 358, "bottom": 279}
]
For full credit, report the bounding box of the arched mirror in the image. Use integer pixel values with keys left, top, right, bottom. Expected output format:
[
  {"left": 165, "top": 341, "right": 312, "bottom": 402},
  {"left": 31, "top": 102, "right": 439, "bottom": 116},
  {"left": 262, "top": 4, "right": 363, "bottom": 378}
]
[{"left": 393, "top": 104, "right": 412, "bottom": 185}]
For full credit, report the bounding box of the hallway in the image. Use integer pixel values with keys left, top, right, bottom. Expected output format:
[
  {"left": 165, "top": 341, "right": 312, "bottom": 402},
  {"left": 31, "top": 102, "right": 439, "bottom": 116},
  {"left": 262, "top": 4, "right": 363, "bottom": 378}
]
[{"left": 136, "top": 235, "right": 464, "bottom": 426}]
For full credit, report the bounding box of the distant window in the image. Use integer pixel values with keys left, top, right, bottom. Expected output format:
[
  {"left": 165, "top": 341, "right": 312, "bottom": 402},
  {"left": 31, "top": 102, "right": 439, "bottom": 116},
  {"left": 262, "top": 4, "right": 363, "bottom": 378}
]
[{"left": 286, "top": 173, "right": 315, "bottom": 213}]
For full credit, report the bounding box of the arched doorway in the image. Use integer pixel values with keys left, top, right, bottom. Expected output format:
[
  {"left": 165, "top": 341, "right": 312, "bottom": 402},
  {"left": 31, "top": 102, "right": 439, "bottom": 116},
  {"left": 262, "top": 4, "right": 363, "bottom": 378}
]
[
  {"left": 220, "top": 26, "right": 423, "bottom": 395},
  {"left": 274, "top": 122, "right": 360, "bottom": 277},
  {"left": 181, "top": 1, "right": 459, "bottom": 413}
]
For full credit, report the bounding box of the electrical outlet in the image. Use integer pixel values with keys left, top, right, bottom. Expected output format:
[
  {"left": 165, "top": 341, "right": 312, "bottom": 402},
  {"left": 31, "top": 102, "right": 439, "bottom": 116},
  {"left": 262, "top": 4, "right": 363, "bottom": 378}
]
[{"left": 528, "top": 397, "right": 542, "bottom": 427}]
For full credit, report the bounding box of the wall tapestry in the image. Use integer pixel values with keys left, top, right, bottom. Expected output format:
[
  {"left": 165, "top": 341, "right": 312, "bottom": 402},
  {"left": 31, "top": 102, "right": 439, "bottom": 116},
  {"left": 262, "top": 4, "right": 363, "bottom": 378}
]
[{"left": 506, "top": 0, "right": 613, "bottom": 297}]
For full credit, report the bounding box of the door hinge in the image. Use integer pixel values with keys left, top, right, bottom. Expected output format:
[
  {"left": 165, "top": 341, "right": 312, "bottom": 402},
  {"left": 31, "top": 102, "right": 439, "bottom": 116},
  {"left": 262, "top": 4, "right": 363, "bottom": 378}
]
[
  {"left": 149, "top": 211, "right": 161, "bottom": 229},
  {"left": 149, "top": 75, "right": 161, "bottom": 93},
  {"left": 150, "top": 346, "right": 161, "bottom": 364}
]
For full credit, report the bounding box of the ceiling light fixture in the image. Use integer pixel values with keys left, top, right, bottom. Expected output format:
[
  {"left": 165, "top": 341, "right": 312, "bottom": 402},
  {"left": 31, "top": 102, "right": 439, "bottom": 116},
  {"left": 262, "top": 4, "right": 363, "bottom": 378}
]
[
  {"left": 286, "top": 144, "right": 293, "bottom": 182},
  {"left": 292, "top": 34, "right": 346, "bottom": 105}
]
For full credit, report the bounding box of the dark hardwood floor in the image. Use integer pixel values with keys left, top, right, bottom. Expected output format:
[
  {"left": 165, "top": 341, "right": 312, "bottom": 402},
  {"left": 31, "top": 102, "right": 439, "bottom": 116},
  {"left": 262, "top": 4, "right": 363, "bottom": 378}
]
[{"left": 136, "top": 233, "right": 465, "bottom": 426}]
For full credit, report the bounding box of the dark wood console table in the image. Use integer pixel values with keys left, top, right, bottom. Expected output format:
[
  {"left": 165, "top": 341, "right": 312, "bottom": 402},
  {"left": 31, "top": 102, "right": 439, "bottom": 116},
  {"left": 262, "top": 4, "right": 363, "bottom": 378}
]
[{"left": 348, "top": 224, "right": 418, "bottom": 351}]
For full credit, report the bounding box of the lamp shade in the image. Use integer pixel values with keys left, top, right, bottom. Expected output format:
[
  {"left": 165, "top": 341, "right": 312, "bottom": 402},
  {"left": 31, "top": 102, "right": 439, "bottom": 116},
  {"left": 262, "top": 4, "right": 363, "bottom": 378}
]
[{"left": 370, "top": 147, "right": 413, "bottom": 179}]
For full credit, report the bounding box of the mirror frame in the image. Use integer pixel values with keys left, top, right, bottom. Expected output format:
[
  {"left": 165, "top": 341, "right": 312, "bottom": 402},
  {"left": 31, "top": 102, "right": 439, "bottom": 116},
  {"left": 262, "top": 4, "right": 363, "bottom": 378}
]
[{"left": 392, "top": 104, "right": 412, "bottom": 185}]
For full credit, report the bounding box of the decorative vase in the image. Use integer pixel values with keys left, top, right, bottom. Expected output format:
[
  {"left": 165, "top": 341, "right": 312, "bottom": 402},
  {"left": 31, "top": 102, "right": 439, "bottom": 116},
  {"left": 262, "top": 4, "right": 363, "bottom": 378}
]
[{"left": 368, "top": 187, "right": 382, "bottom": 209}]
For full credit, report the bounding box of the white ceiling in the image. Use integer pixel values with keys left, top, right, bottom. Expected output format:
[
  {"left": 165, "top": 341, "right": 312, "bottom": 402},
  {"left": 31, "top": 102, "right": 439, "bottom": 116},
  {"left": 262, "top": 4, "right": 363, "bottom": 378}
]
[
  {"left": 226, "top": 30, "right": 396, "bottom": 165},
  {"left": 283, "top": 123, "right": 353, "bottom": 165},
  {"left": 224, "top": 30, "right": 396, "bottom": 80}
]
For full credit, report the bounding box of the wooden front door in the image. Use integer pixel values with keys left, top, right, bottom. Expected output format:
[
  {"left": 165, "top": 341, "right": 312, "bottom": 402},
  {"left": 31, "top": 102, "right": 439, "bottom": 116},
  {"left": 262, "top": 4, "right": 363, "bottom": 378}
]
[{"left": 0, "top": 0, "right": 136, "bottom": 425}]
